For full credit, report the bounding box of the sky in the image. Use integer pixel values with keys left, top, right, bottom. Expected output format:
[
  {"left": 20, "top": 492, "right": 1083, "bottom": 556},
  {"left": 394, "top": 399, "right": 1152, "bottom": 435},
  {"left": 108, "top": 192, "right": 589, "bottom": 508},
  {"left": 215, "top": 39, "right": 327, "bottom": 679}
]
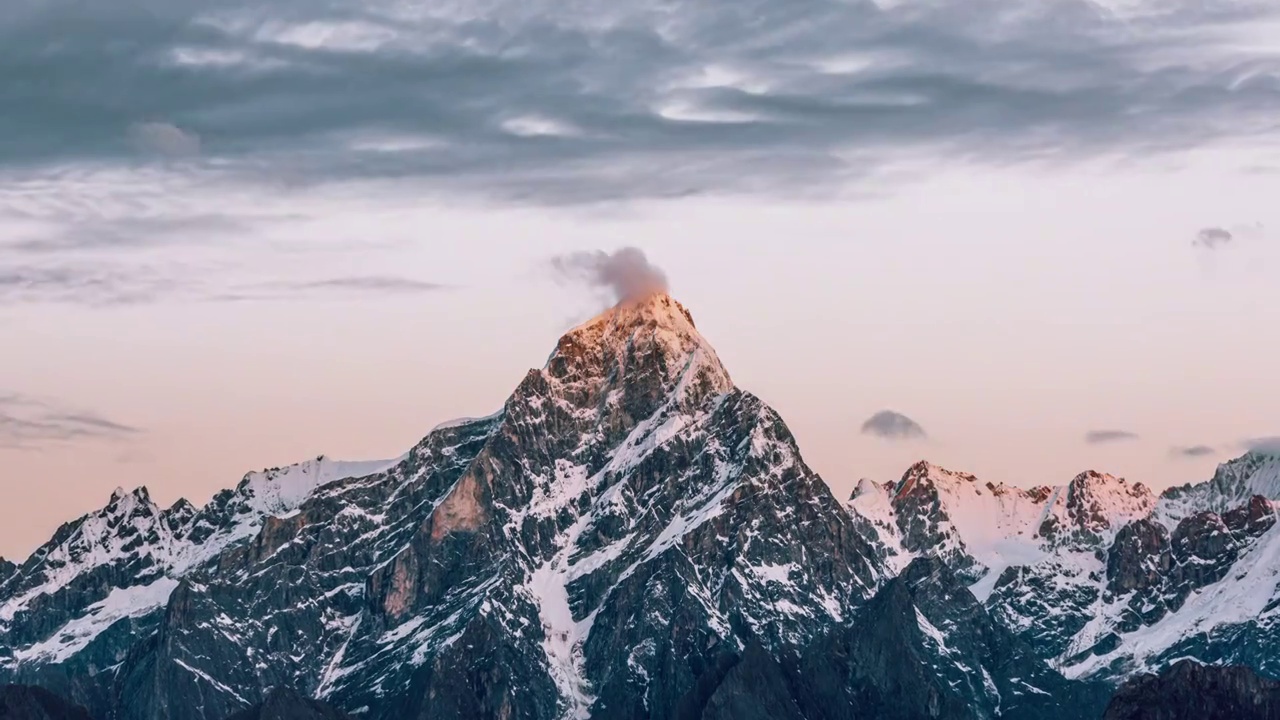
[{"left": 2, "top": 0, "right": 1280, "bottom": 559}]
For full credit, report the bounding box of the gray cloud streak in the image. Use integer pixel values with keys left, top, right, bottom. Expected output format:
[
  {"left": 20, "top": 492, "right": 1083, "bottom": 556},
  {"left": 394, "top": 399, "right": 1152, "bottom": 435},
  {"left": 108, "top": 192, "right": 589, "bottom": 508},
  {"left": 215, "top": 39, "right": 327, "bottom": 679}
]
[
  {"left": 2, "top": 0, "right": 1280, "bottom": 203},
  {"left": 1170, "top": 444, "right": 1216, "bottom": 458},
  {"left": 0, "top": 393, "right": 141, "bottom": 449},
  {"left": 0, "top": 265, "right": 180, "bottom": 306},
  {"left": 551, "top": 247, "right": 668, "bottom": 304},
  {"left": 860, "top": 410, "right": 927, "bottom": 441},
  {"left": 290, "top": 276, "right": 449, "bottom": 293},
  {"left": 1085, "top": 429, "right": 1140, "bottom": 444}
]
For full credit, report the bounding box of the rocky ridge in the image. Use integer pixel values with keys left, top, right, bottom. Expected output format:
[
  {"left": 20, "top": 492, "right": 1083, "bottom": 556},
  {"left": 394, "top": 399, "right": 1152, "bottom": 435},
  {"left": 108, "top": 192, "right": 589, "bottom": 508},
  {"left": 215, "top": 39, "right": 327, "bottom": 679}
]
[{"left": 848, "top": 453, "right": 1280, "bottom": 682}]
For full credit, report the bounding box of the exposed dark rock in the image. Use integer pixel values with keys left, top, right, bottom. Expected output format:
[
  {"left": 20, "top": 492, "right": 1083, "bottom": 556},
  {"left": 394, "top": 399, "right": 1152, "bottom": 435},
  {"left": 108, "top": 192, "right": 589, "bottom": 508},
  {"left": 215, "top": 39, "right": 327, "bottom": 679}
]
[
  {"left": 1104, "top": 660, "right": 1280, "bottom": 720},
  {"left": 798, "top": 557, "right": 1109, "bottom": 720},
  {"left": 223, "top": 687, "right": 349, "bottom": 720},
  {"left": 1106, "top": 520, "right": 1171, "bottom": 595},
  {"left": 0, "top": 685, "right": 92, "bottom": 720}
]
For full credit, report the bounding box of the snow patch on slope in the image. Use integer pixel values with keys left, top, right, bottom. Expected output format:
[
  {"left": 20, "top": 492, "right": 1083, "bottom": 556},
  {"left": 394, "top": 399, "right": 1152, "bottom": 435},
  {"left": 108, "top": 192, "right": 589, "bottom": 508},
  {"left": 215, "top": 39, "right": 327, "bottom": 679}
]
[
  {"left": 1063, "top": 517, "right": 1280, "bottom": 679},
  {"left": 9, "top": 577, "right": 179, "bottom": 665}
]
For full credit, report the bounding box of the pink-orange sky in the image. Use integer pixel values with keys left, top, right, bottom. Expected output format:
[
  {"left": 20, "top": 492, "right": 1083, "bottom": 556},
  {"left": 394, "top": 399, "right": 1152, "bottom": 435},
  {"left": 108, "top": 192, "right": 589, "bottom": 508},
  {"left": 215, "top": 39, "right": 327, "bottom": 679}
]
[
  {"left": 4, "top": 152, "right": 1279, "bottom": 559},
  {"left": 3, "top": 0, "right": 1280, "bottom": 559}
]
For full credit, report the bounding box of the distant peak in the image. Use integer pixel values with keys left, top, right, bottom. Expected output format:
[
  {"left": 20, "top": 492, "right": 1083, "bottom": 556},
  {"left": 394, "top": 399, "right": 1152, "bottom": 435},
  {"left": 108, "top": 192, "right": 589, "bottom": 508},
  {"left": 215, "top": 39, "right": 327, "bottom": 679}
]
[
  {"left": 110, "top": 486, "right": 127, "bottom": 502},
  {"left": 1067, "top": 470, "right": 1149, "bottom": 496}
]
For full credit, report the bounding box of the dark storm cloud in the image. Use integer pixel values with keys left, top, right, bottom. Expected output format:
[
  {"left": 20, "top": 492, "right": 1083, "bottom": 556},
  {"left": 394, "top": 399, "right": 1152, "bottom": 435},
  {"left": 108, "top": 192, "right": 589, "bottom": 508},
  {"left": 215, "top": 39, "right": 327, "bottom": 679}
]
[
  {"left": 1085, "top": 429, "right": 1140, "bottom": 444},
  {"left": 0, "top": 393, "right": 141, "bottom": 449},
  {"left": 551, "top": 247, "right": 668, "bottom": 304},
  {"left": 3, "top": 0, "right": 1280, "bottom": 203},
  {"left": 1170, "top": 445, "right": 1216, "bottom": 458},
  {"left": 860, "top": 410, "right": 927, "bottom": 441}
]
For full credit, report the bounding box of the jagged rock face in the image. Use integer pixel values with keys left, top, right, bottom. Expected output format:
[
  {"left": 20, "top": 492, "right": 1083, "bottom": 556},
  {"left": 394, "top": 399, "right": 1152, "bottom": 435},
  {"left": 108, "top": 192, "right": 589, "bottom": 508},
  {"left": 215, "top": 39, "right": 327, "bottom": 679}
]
[
  {"left": 224, "top": 688, "right": 350, "bottom": 720},
  {"left": 1038, "top": 472, "right": 1156, "bottom": 549},
  {"left": 1, "top": 294, "right": 886, "bottom": 720},
  {"left": 795, "top": 557, "right": 1109, "bottom": 720},
  {"left": 1104, "top": 660, "right": 1280, "bottom": 720},
  {"left": 1106, "top": 520, "right": 1171, "bottom": 596},
  {"left": 0, "top": 684, "right": 93, "bottom": 720},
  {"left": 848, "top": 452, "right": 1280, "bottom": 685},
  {"left": 0, "top": 457, "right": 397, "bottom": 718},
  {"left": 631, "top": 557, "right": 1105, "bottom": 720}
]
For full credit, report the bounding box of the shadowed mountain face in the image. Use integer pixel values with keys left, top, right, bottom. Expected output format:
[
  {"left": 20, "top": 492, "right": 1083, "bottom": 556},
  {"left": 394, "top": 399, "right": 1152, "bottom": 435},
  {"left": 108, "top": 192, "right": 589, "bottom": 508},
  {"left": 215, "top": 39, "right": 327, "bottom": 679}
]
[
  {"left": 224, "top": 688, "right": 350, "bottom": 720},
  {"left": 1104, "top": 661, "right": 1280, "bottom": 720},
  {"left": 0, "top": 684, "right": 93, "bottom": 720}
]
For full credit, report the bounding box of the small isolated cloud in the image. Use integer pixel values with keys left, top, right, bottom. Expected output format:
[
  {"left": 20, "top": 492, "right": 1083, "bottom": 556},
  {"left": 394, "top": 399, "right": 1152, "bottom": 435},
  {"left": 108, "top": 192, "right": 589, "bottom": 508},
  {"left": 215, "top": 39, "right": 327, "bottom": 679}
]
[
  {"left": 1171, "top": 445, "right": 1216, "bottom": 459},
  {"left": 1243, "top": 437, "right": 1280, "bottom": 455},
  {"left": 129, "top": 122, "right": 201, "bottom": 158},
  {"left": 860, "top": 410, "right": 927, "bottom": 441},
  {"left": 293, "top": 276, "right": 448, "bottom": 294},
  {"left": 1193, "top": 227, "right": 1234, "bottom": 250},
  {"left": 551, "top": 247, "right": 669, "bottom": 304},
  {"left": 1192, "top": 223, "right": 1267, "bottom": 250},
  {"left": 0, "top": 393, "right": 140, "bottom": 449},
  {"left": 1085, "top": 429, "right": 1140, "bottom": 444}
]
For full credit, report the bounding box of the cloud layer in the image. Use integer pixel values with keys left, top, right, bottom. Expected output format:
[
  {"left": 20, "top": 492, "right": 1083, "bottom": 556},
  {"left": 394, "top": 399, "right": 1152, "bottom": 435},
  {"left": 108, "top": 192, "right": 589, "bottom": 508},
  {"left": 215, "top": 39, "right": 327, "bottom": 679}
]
[
  {"left": 3, "top": 0, "right": 1280, "bottom": 203},
  {"left": 860, "top": 410, "right": 927, "bottom": 441}
]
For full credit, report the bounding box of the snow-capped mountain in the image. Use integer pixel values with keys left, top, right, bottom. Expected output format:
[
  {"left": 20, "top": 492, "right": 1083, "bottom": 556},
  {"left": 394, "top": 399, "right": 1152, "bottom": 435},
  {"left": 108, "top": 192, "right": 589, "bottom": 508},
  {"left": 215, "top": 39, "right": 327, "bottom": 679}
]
[
  {"left": 0, "top": 294, "right": 898, "bottom": 719},
  {"left": 0, "top": 455, "right": 397, "bottom": 711},
  {"left": 847, "top": 452, "right": 1280, "bottom": 684},
  {"left": 1, "top": 292, "right": 1274, "bottom": 719}
]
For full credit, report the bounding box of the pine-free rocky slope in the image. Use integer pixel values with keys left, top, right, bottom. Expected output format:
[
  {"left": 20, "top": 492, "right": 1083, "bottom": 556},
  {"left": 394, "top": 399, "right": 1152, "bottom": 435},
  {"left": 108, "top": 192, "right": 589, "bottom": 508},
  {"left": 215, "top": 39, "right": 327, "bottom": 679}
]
[
  {"left": 1, "top": 292, "right": 1276, "bottom": 718},
  {"left": 848, "top": 454, "right": 1280, "bottom": 682}
]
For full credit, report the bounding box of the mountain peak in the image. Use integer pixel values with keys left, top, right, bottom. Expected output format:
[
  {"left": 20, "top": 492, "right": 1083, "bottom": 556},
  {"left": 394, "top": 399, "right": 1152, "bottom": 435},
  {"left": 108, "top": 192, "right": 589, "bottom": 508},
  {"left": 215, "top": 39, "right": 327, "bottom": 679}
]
[
  {"left": 572, "top": 291, "right": 697, "bottom": 335},
  {"left": 547, "top": 292, "right": 732, "bottom": 405}
]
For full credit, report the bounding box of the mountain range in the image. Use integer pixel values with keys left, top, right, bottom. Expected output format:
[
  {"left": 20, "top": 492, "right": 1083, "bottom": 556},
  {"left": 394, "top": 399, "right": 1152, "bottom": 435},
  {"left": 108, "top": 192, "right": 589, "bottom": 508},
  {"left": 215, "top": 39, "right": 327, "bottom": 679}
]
[{"left": 2, "top": 293, "right": 1277, "bottom": 719}]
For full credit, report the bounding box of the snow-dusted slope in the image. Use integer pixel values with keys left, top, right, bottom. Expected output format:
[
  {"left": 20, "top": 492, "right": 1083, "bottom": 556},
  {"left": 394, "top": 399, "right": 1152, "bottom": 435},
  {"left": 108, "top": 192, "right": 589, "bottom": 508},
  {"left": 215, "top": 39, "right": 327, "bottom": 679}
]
[
  {"left": 0, "top": 454, "right": 396, "bottom": 678},
  {"left": 847, "top": 453, "right": 1280, "bottom": 683}
]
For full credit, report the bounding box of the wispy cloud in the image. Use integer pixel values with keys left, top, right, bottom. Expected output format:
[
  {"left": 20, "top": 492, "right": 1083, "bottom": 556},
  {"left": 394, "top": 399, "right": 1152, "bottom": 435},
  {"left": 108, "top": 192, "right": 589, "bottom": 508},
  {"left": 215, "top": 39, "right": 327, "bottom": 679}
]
[
  {"left": 0, "top": 265, "right": 181, "bottom": 306},
  {"left": 0, "top": 393, "right": 141, "bottom": 449},
  {"left": 1085, "top": 429, "right": 1140, "bottom": 444},
  {"left": 1170, "top": 444, "right": 1216, "bottom": 459},
  {"left": 2, "top": 0, "right": 1279, "bottom": 203},
  {"left": 289, "top": 276, "right": 449, "bottom": 294},
  {"left": 5, "top": 214, "right": 252, "bottom": 254},
  {"left": 860, "top": 410, "right": 927, "bottom": 441}
]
